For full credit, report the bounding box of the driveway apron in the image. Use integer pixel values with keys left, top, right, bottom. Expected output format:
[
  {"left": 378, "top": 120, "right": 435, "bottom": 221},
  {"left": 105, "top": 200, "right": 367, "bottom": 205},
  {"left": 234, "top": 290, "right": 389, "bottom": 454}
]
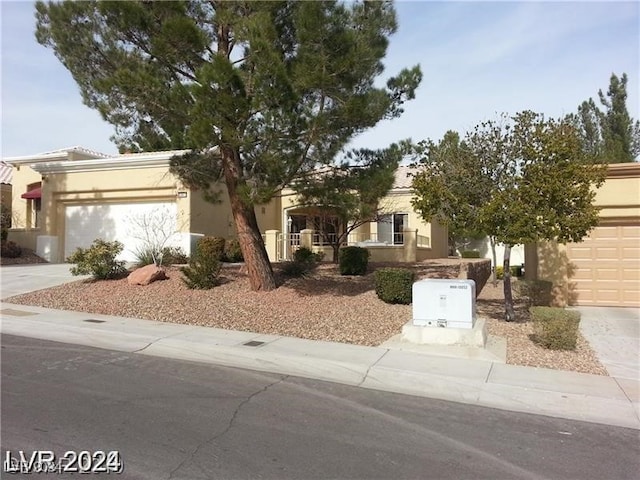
[
  {"left": 0, "top": 264, "right": 84, "bottom": 299},
  {"left": 576, "top": 306, "right": 640, "bottom": 381}
]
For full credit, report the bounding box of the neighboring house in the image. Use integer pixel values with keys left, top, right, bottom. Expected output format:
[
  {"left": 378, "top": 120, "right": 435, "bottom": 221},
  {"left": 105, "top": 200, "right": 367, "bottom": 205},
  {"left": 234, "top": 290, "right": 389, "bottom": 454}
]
[
  {"left": 1, "top": 161, "right": 12, "bottom": 214},
  {"left": 455, "top": 240, "right": 525, "bottom": 269},
  {"left": 4, "top": 149, "right": 448, "bottom": 263},
  {"left": 525, "top": 162, "right": 640, "bottom": 308}
]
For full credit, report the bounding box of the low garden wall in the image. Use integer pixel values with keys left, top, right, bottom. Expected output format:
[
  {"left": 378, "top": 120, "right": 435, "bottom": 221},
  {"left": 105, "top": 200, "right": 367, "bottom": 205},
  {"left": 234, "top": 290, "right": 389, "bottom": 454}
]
[{"left": 458, "top": 258, "right": 491, "bottom": 298}]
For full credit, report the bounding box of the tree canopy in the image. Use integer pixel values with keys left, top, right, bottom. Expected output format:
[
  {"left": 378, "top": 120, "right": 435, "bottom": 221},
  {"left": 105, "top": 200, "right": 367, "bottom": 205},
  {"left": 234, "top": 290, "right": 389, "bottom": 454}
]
[
  {"left": 36, "top": 0, "right": 422, "bottom": 290},
  {"left": 293, "top": 143, "right": 404, "bottom": 262},
  {"left": 410, "top": 130, "right": 491, "bottom": 253},
  {"left": 412, "top": 112, "right": 606, "bottom": 321},
  {"left": 568, "top": 73, "right": 640, "bottom": 163}
]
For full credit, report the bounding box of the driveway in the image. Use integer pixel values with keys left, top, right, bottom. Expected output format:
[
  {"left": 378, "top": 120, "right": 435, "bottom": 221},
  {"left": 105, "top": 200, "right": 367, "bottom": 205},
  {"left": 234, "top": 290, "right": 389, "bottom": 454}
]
[
  {"left": 576, "top": 306, "right": 640, "bottom": 381},
  {"left": 0, "top": 263, "right": 85, "bottom": 300}
]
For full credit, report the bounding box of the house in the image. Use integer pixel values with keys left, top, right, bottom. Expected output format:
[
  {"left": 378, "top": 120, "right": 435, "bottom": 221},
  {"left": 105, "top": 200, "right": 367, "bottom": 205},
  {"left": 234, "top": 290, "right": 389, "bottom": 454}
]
[
  {"left": 525, "top": 162, "right": 640, "bottom": 308},
  {"left": 4, "top": 148, "right": 448, "bottom": 263},
  {"left": 269, "top": 165, "right": 448, "bottom": 262},
  {"left": 1, "top": 160, "right": 12, "bottom": 208}
]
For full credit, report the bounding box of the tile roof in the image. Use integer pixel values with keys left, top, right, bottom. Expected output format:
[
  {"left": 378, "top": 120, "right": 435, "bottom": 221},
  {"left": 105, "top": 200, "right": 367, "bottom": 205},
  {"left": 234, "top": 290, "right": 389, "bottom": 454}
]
[{"left": 0, "top": 161, "right": 12, "bottom": 185}]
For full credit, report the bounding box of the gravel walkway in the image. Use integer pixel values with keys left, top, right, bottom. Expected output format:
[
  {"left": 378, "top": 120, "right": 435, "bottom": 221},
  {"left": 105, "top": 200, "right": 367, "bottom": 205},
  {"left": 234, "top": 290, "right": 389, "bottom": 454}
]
[{"left": 4, "top": 261, "right": 606, "bottom": 375}]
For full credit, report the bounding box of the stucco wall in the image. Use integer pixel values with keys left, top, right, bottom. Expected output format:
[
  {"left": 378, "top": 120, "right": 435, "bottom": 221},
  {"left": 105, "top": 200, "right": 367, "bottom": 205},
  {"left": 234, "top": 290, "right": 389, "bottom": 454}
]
[
  {"left": 9, "top": 166, "right": 41, "bottom": 229},
  {"left": 527, "top": 163, "right": 640, "bottom": 306}
]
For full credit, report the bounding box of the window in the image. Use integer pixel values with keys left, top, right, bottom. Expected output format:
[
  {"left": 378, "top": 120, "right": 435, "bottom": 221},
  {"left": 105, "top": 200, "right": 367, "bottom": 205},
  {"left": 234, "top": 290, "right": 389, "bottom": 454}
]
[
  {"left": 23, "top": 182, "right": 42, "bottom": 229},
  {"left": 32, "top": 198, "right": 41, "bottom": 229},
  {"left": 378, "top": 213, "right": 408, "bottom": 245}
]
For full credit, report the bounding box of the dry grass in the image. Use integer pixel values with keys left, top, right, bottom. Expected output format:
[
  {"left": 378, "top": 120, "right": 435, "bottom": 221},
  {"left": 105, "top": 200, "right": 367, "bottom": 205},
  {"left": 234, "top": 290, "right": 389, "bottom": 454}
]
[{"left": 4, "top": 260, "right": 607, "bottom": 375}]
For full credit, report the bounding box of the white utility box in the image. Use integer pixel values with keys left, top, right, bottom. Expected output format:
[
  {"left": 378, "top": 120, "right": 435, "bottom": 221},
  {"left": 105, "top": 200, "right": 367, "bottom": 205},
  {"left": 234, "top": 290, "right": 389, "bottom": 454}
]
[{"left": 412, "top": 279, "right": 476, "bottom": 329}]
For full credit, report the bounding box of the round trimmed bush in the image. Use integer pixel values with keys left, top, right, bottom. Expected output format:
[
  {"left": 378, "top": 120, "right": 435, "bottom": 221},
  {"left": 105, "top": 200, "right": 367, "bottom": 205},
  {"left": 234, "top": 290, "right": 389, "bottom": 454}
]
[
  {"left": 338, "top": 246, "right": 369, "bottom": 276},
  {"left": 375, "top": 268, "right": 414, "bottom": 304},
  {"left": 198, "top": 236, "right": 226, "bottom": 261}
]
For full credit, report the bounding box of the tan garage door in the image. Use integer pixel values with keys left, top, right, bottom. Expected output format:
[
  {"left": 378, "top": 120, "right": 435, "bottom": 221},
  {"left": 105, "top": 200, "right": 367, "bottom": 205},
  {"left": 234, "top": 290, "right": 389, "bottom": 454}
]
[{"left": 566, "top": 224, "right": 640, "bottom": 307}]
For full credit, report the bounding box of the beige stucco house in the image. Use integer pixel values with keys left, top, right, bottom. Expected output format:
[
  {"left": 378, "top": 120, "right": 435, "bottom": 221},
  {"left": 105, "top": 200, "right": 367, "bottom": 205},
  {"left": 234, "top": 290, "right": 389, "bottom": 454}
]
[
  {"left": 525, "top": 162, "right": 640, "bottom": 308},
  {"left": 4, "top": 147, "right": 448, "bottom": 264}
]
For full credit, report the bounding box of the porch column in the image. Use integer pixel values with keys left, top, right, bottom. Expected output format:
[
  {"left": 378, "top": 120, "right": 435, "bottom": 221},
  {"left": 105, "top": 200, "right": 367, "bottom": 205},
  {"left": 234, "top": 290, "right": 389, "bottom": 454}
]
[
  {"left": 264, "top": 230, "right": 279, "bottom": 263},
  {"left": 403, "top": 229, "right": 417, "bottom": 263},
  {"left": 300, "top": 228, "right": 314, "bottom": 250}
]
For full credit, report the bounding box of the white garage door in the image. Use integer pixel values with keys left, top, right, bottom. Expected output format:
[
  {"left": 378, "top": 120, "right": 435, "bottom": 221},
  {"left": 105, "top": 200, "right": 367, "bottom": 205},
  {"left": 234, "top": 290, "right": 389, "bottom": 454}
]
[
  {"left": 64, "top": 202, "right": 178, "bottom": 263},
  {"left": 566, "top": 224, "right": 640, "bottom": 307}
]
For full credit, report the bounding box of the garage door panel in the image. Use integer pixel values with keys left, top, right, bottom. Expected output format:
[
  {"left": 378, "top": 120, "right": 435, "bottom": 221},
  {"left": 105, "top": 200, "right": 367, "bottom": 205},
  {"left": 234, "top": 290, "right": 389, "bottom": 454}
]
[
  {"left": 593, "top": 269, "right": 620, "bottom": 281},
  {"left": 566, "top": 224, "right": 639, "bottom": 307},
  {"left": 622, "top": 267, "right": 640, "bottom": 281},
  {"left": 65, "top": 202, "right": 178, "bottom": 263},
  {"left": 590, "top": 226, "right": 618, "bottom": 239},
  {"left": 621, "top": 226, "right": 640, "bottom": 238}
]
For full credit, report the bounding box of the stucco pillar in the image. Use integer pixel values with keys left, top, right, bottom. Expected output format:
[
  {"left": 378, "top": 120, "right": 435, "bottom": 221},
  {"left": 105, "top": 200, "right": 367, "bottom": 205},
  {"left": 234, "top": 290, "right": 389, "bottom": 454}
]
[
  {"left": 403, "top": 229, "right": 417, "bottom": 263},
  {"left": 300, "top": 229, "right": 313, "bottom": 250},
  {"left": 264, "top": 230, "right": 279, "bottom": 263}
]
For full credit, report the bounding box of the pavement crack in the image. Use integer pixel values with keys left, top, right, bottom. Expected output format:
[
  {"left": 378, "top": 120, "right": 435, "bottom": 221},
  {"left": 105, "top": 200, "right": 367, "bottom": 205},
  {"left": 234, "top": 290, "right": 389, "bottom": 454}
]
[
  {"left": 132, "top": 329, "right": 192, "bottom": 354},
  {"left": 484, "top": 362, "right": 494, "bottom": 384},
  {"left": 358, "top": 350, "right": 388, "bottom": 387},
  {"left": 166, "top": 375, "right": 289, "bottom": 480},
  {"left": 131, "top": 342, "right": 153, "bottom": 354}
]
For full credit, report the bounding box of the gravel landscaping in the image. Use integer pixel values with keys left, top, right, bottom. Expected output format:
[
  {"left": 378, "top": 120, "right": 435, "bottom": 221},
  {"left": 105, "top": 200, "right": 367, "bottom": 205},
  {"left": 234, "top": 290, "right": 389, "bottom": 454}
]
[
  {"left": 4, "top": 260, "right": 607, "bottom": 375},
  {"left": 0, "top": 249, "right": 48, "bottom": 265}
]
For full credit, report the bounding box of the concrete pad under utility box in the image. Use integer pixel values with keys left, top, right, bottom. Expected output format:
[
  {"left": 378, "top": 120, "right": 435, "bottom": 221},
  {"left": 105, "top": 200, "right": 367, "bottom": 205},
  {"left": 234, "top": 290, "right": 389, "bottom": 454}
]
[{"left": 401, "top": 318, "right": 487, "bottom": 347}]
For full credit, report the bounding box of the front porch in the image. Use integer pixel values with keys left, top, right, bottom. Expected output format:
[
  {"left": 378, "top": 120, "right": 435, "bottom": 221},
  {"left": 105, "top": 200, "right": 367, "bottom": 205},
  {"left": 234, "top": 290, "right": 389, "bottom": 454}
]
[{"left": 262, "top": 228, "right": 433, "bottom": 263}]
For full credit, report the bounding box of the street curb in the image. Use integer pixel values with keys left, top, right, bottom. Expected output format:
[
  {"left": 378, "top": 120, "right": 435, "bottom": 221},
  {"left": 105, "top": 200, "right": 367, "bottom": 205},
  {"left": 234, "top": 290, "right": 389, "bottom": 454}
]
[{"left": 1, "top": 302, "right": 639, "bottom": 430}]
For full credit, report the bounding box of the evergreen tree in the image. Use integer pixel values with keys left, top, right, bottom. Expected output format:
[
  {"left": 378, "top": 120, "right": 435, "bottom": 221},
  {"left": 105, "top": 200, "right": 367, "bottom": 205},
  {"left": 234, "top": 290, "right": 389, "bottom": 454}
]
[
  {"left": 568, "top": 73, "right": 640, "bottom": 163},
  {"left": 36, "top": 0, "right": 421, "bottom": 290}
]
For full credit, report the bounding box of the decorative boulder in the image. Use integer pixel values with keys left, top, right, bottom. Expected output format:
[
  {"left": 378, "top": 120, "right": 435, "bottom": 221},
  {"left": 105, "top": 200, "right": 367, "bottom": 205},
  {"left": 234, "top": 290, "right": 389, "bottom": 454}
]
[{"left": 127, "top": 265, "right": 167, "bottom": 286}]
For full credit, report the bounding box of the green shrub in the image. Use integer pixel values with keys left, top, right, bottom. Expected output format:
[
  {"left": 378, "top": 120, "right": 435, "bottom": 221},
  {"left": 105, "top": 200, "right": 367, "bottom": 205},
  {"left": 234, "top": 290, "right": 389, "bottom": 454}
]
[
  {"left": 313, "top": 250, "right": 325, "bottom": 263},
  {"left": 280, "top": 260, "right": 311, "bottom": 278},
  {"left": 133, "top": 246, "right": 161, "bottom": 267},
  {"left": 224, "top": 238, "right": 244, "bottom": 263},
  {"left": 339, "top": 246, "right": 369, "bottom": 276},
  {"left": 495, "top": 265, "right": 524, "bottom": 280},
  {"left": 133, "top": 245, "right": 188, "bottom": 267},
  {"left": 375, "top": 268, "right": 414, "bottom": 304},
  {"left": 293, "top": 246, "right": 315, "bottom": 264},
  {"left": 530, "top": 307, "right": 580, "bottom": 350},
  {"left": 1, "top": 240, "right": 22, "bottom": 258},
  {"left": 198, "top": 236, "right": 226, "bottom": 261},
  {"left": 460, "top": 250, "right": 480, "bottom": 258},
  {"left": 281, "top": 247, "right": 319, "bottom": 278},
  {"left": 66, "top": 239, "right": 127, "bottom": 280},
  {"left": 180, "top": 241, "right": 222, "bottom": 289},
  {"left": 514, "top": 279, "right": 553, "bottom": 306},
  {"left": 162, "top": 246, "right": 189, "bottom": 265}
]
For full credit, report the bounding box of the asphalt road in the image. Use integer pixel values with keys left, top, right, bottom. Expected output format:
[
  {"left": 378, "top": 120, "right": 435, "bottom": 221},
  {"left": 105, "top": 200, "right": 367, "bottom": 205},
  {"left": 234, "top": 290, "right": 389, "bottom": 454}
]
[{"left": 2, "top": 334, "right": 638, "bottom": 480}]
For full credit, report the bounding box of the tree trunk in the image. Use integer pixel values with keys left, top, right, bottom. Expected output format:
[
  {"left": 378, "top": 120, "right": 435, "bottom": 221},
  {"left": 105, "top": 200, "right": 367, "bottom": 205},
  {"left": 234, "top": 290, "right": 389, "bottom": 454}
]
[
  {"left": 221, "top": 146, "right": 276, "bottom": 292},
  {"left": 503, "top": 244, "right": 516, "bottom": 321},
  {"left": 331, "top": 243, "right": 340, "bottom": 263},
  {"left": 490, "top": 236, "right": 498, "bottom": 287}
]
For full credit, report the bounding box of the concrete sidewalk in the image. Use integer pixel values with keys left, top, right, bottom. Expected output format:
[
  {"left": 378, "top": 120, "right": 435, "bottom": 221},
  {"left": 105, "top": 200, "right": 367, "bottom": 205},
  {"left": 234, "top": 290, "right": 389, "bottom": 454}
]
[{"left": 1, "top": 301, "right": 638, "bottom": 430}]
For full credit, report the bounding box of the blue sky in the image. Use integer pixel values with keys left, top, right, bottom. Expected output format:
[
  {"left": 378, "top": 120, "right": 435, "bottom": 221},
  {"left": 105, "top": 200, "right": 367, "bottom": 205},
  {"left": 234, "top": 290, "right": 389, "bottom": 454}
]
[{"left": 1, "top": 1, "right": 638, "bottom": 158}]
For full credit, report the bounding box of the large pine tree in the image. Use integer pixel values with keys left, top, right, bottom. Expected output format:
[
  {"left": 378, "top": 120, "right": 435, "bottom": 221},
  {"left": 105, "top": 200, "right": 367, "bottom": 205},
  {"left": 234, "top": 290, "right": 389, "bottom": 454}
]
[
  {"left": 569, "top": 73, "right": 640, "bottom": 163},
  {"left": 36, "top": 0, "right": 421, "bottom": 290}
]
